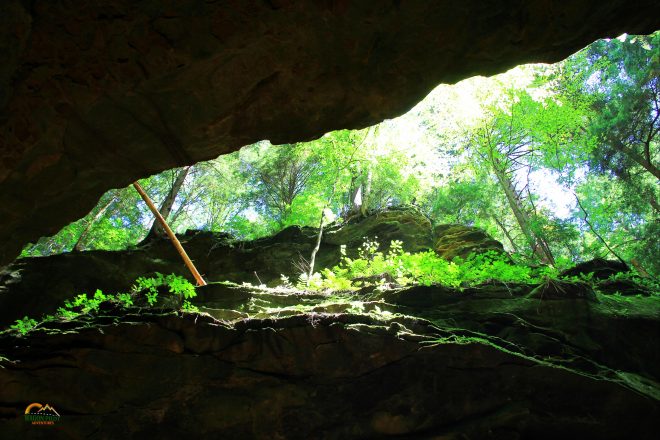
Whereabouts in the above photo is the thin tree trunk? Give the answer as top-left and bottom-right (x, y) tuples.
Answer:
(133, 182), (207, 286)
(145, 166), (191, 240)
(307, 183), (338, 284)
(345, 166), (362, 217)
(615, 142), (660, 180)
(492, 215), (520, 254)
(649, 190), (660, 213)
(306, 135), (366, 284)
(73, 194), (118, 251)
(574, 192), (627, 267)
(360, 167), (372, 217)
(630, 258), (651, 279)
(494, 169), (554, 264)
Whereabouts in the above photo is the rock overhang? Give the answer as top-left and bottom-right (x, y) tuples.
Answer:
(1, 0), (659, 265)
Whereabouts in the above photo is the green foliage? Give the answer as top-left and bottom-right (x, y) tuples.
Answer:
(304, 239), (553, 291)
(606, 271), (660, 294)
(4, 274), (199, 335)
(10, 316), (38, 335)
(131, 272), (197, 305)
(116, 292), (133, 307)
(181, 300), (200, 312)
(132, 272), (197, 306)
(63, 289), (108, 313)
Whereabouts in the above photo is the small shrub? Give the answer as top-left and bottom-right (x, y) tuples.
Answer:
(181, 300), (199, 312)
(63, 289), (108, 314)
(3, 273), (199, 334)
(132, 273), (197, 306)
(10, 316), (38, 335)
(116, 292), (133, 307)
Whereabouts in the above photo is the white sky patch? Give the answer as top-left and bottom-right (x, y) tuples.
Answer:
(527, 169), (575, 219)
(243, 207), (260, 222)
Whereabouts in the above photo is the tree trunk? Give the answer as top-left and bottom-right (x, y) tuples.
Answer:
(494, 169), (555, 264)
(360, 167), (372, 217)
(649, 190), (660, 213)
(574, 193), (627, 266)
(307, 181), (339, 285)
(614, 141), (660, 180)
(630, 258), (651, 279)
(492, 215), (520, 254)
(73, 193), (118, 251)
(349, 177), (361, 214)
(145, 166), (191, 240)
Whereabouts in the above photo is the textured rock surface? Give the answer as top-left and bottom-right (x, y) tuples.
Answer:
(433, 223), (506, 260)
(0, 208), (502, 326)
(560, 257), (629, 280)
(375, 284), (660, 384)
(1, 1), (660, 265)
(325, 206), (434, 253)
(0, 307), (658, 439)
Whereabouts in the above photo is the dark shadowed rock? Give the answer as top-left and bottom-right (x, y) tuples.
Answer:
(1, 224), (658, 437)
(1, 1), (660, 265)
(528, 278), (597, 302)
(560, 257), (630, 280)
(0, 312), (658, 439)
(597, 278), (653, 296)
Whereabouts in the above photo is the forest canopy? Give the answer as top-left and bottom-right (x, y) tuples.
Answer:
(22, 32), (660, 277)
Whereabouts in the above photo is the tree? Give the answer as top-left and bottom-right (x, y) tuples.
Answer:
(468, 90), (556, 264)
(555, 32), (659, 208)
(243, 142), (320, 227)
(143, 166), (191, 241)
(73, 190), (120, 251)
(548, 32), (660, 273)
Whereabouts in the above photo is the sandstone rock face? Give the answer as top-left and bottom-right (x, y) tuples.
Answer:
(433, 223), (506, 260)
(0, 307), (658, 439)
(1, 1), (659, 265)
(325, 206), (434, 253)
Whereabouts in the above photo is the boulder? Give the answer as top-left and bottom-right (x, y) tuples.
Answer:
(433, 224), (506, 261)
(560, 257), (629, 280)
(325, 206), (434, 254)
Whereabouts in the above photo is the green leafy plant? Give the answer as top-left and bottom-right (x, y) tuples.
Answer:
(116, 292), (133, 307)
(604, 271), (660, 294)
(303, 239), (555, 291)
(63, 289), (108, 313)
(4, 273), (200, 335)
(181, 300), (199, 312)
(56, 307), (79, 319)
(10, 316), (38, 335)
(132, 273), (197, 306)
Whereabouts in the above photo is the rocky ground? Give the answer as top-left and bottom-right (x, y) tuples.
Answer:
(0, 209), (658, 438)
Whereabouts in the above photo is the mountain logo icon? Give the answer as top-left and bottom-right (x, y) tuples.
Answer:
(24, 403), (61, 425)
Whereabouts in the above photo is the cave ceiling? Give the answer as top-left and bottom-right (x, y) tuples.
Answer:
(1, 0), (659, 265)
